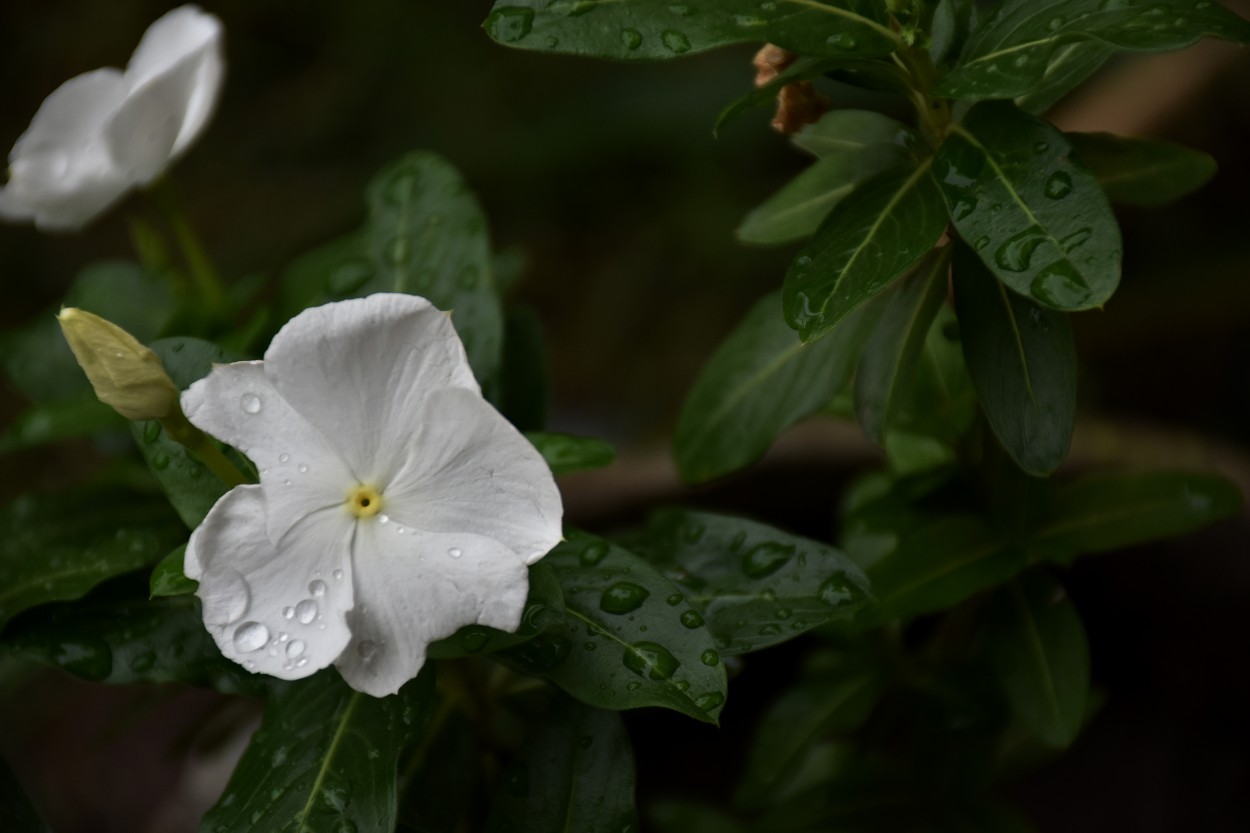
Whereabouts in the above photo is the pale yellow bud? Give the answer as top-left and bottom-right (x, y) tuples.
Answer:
(56, 308), (180, 420)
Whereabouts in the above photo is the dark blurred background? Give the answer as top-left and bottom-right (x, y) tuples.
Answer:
(1, 2), (1249, 831)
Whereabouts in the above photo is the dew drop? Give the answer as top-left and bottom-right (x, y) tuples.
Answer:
(333, 568), (344, 580)
(240, 393), (262, 414)
(600, 582), (650, 614)
(151, 452), (170, 471)
(233, 622), (269, 653)
(1044, 171), (1073, 199)
(661, 30), (691, 54)
(282, 606), (294, 620)
(486, 7), (533, 43)
(741, 542), (795, 578)
(626, 681), (642, 691)
(298, 464), (309, 473)
(286, 640), (305, 659)
(826, 31), (859, 50)
(579, 540), (610, 567)
(668, 3), (693, 15)
(295, 599), (319, 624)
(1030, 263), (1092, 307)
(819, 574), (865, 607)
(309, 580), (328, 598)
(994, 226), (1049, 272)
(378, 514), (390, 524)
(694, 691), (725, 711)
(278, 452), (290, 463)
(357, 640), (378, 660)
(665, 592), (684, 606)
(448, 547), (462, 559)
(679, 610), (705, 629)
(700, 649), (720, 667)
(622, 641), (681, 680)
(297, 657), (309, 667)
(278, 632), (288, 642)
(1033, 141), (1050, 154)
(143, 421), (161, 443)
(620, 28), (643, 50)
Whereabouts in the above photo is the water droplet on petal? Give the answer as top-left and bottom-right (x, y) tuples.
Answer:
(332, 568), (344, 580)
(357, 640), (377, 660)
(286, 640), (305, 659)
(448, 547), (462, 559)
(378, 514), (389, 524)
(282, 607), (294, 620)
(278, 452), (290, 463)
(295, 599), (319, 624)
(309, 580), (328, 598)
(233, 622), (269, 653)
(240, 393), (262, 414)
(298, 464), (309, 473)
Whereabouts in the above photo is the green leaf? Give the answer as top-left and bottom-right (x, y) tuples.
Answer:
(483, 0), (899, 61)
(937, 0), (1250, 100)
(525, 432), (616, 476)
(791, 110), (918, 160)
(853, 513), (1025, 625)
(486, 697), (638, 833)
(936, 101), (1121, 310)
(0, 487), (183, 632)
(364, 153), (504, 388)
(0, 396), (122, 454)
(674, 290), (882, 483)
(739, 117), (915, 245)
(1013, 42), (1112, 114)
(888, 305), (977, 444)
(202, 670), (435, 833)
(637, 509), (873, 654)
(501, 530), (728, 725)
(132, 338), (250, 529)
(1034, 471), (1242, 560)
(783, 159), (948, 343)
(738, 673), (880, 807)
(149, 544), (196, 598)
(854, 247), (951, 444)
(0, 758), (50, 833)
(929, 0), (978, 66)
(952, 244), (1076, 476)
(4, 596), (263, 695)
(426, 563), (563, 659)
(280, 153), (504, 389)
(1067, 131), (1218, 206)
(989, 573), (1090, 748)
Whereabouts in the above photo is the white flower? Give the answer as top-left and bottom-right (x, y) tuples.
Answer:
(0, 5), (223, 231)
(181, 294), (563, 697)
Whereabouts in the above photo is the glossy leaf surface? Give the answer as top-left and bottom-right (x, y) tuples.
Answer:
(149, 544), (196, 598)
(486, 698), (637, 833)
(938, 0), (1250, 100)
(639, 509), (873, 654)
(483, 0), (898, 61)
(674, 291), (881, 483)
(1068, 131), (1218, 206)
(1034, 471), (1242, 560)
(990, 573), (1090, 748)
(936, 102), (1121, 311)
(201, 670), (435, 833)
(784, 160), (947, 342)
(952, 246), (1076, 476)
(502, 531), (728, 724)
(525, 432), (616, 476)
(854, 247), (950, 444)
(0, 488), (183, 632)
(132, 339), (249, 529)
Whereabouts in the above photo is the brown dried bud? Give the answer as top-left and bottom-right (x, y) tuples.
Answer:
(752, 44), (832, 135)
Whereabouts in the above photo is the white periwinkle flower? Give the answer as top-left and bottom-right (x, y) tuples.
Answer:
(0, 5), (223, 231)
(182, 294), (563, 696)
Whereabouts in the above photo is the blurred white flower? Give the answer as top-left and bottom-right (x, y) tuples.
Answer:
(0, 5), (223, 231)
(182, 294), (563, 697)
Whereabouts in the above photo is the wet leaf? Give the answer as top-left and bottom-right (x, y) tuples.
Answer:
(501, 530), (728, 725)
(426, 564), (562, 660)
(483, 0), (898, 61)
(938, 0), (1250, 100)
(485, 697), (637, 833)
(638, 509), (873, 654)
(674, 290), (882, 483)
(952, 245), (1076, 477)
(202, 669), (435, 833)
(149, 544), (196, 598)
(783, 160), (948, 343)
(935, 101), (1121, 311)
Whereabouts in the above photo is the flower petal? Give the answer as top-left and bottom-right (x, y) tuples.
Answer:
(264, 294), (480, 480)
(192, 485), (355, 681)
(384, 387), (563, 564)
(105, 56), (199, 185)
(1, 68), (130, 231)
(125, 5), (224, 155)
(182, 360), (356, 542)
(335, 523), (530, 697)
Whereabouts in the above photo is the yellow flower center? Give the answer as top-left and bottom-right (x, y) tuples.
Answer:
(346, 484), (383, 519)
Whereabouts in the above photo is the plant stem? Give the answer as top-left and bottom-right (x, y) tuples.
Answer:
(148, 178), (228, 321)
(159, 408), (250, 487)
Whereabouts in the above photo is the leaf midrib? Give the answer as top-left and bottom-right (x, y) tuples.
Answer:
(1010, 580), (1064, 733)
(295, 691), (362, 833)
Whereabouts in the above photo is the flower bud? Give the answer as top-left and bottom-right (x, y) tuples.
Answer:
(57, 307), (179, 420)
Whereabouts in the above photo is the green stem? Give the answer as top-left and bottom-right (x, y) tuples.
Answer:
(148, 178), (227, 320)
(160, 409), (250, 487)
